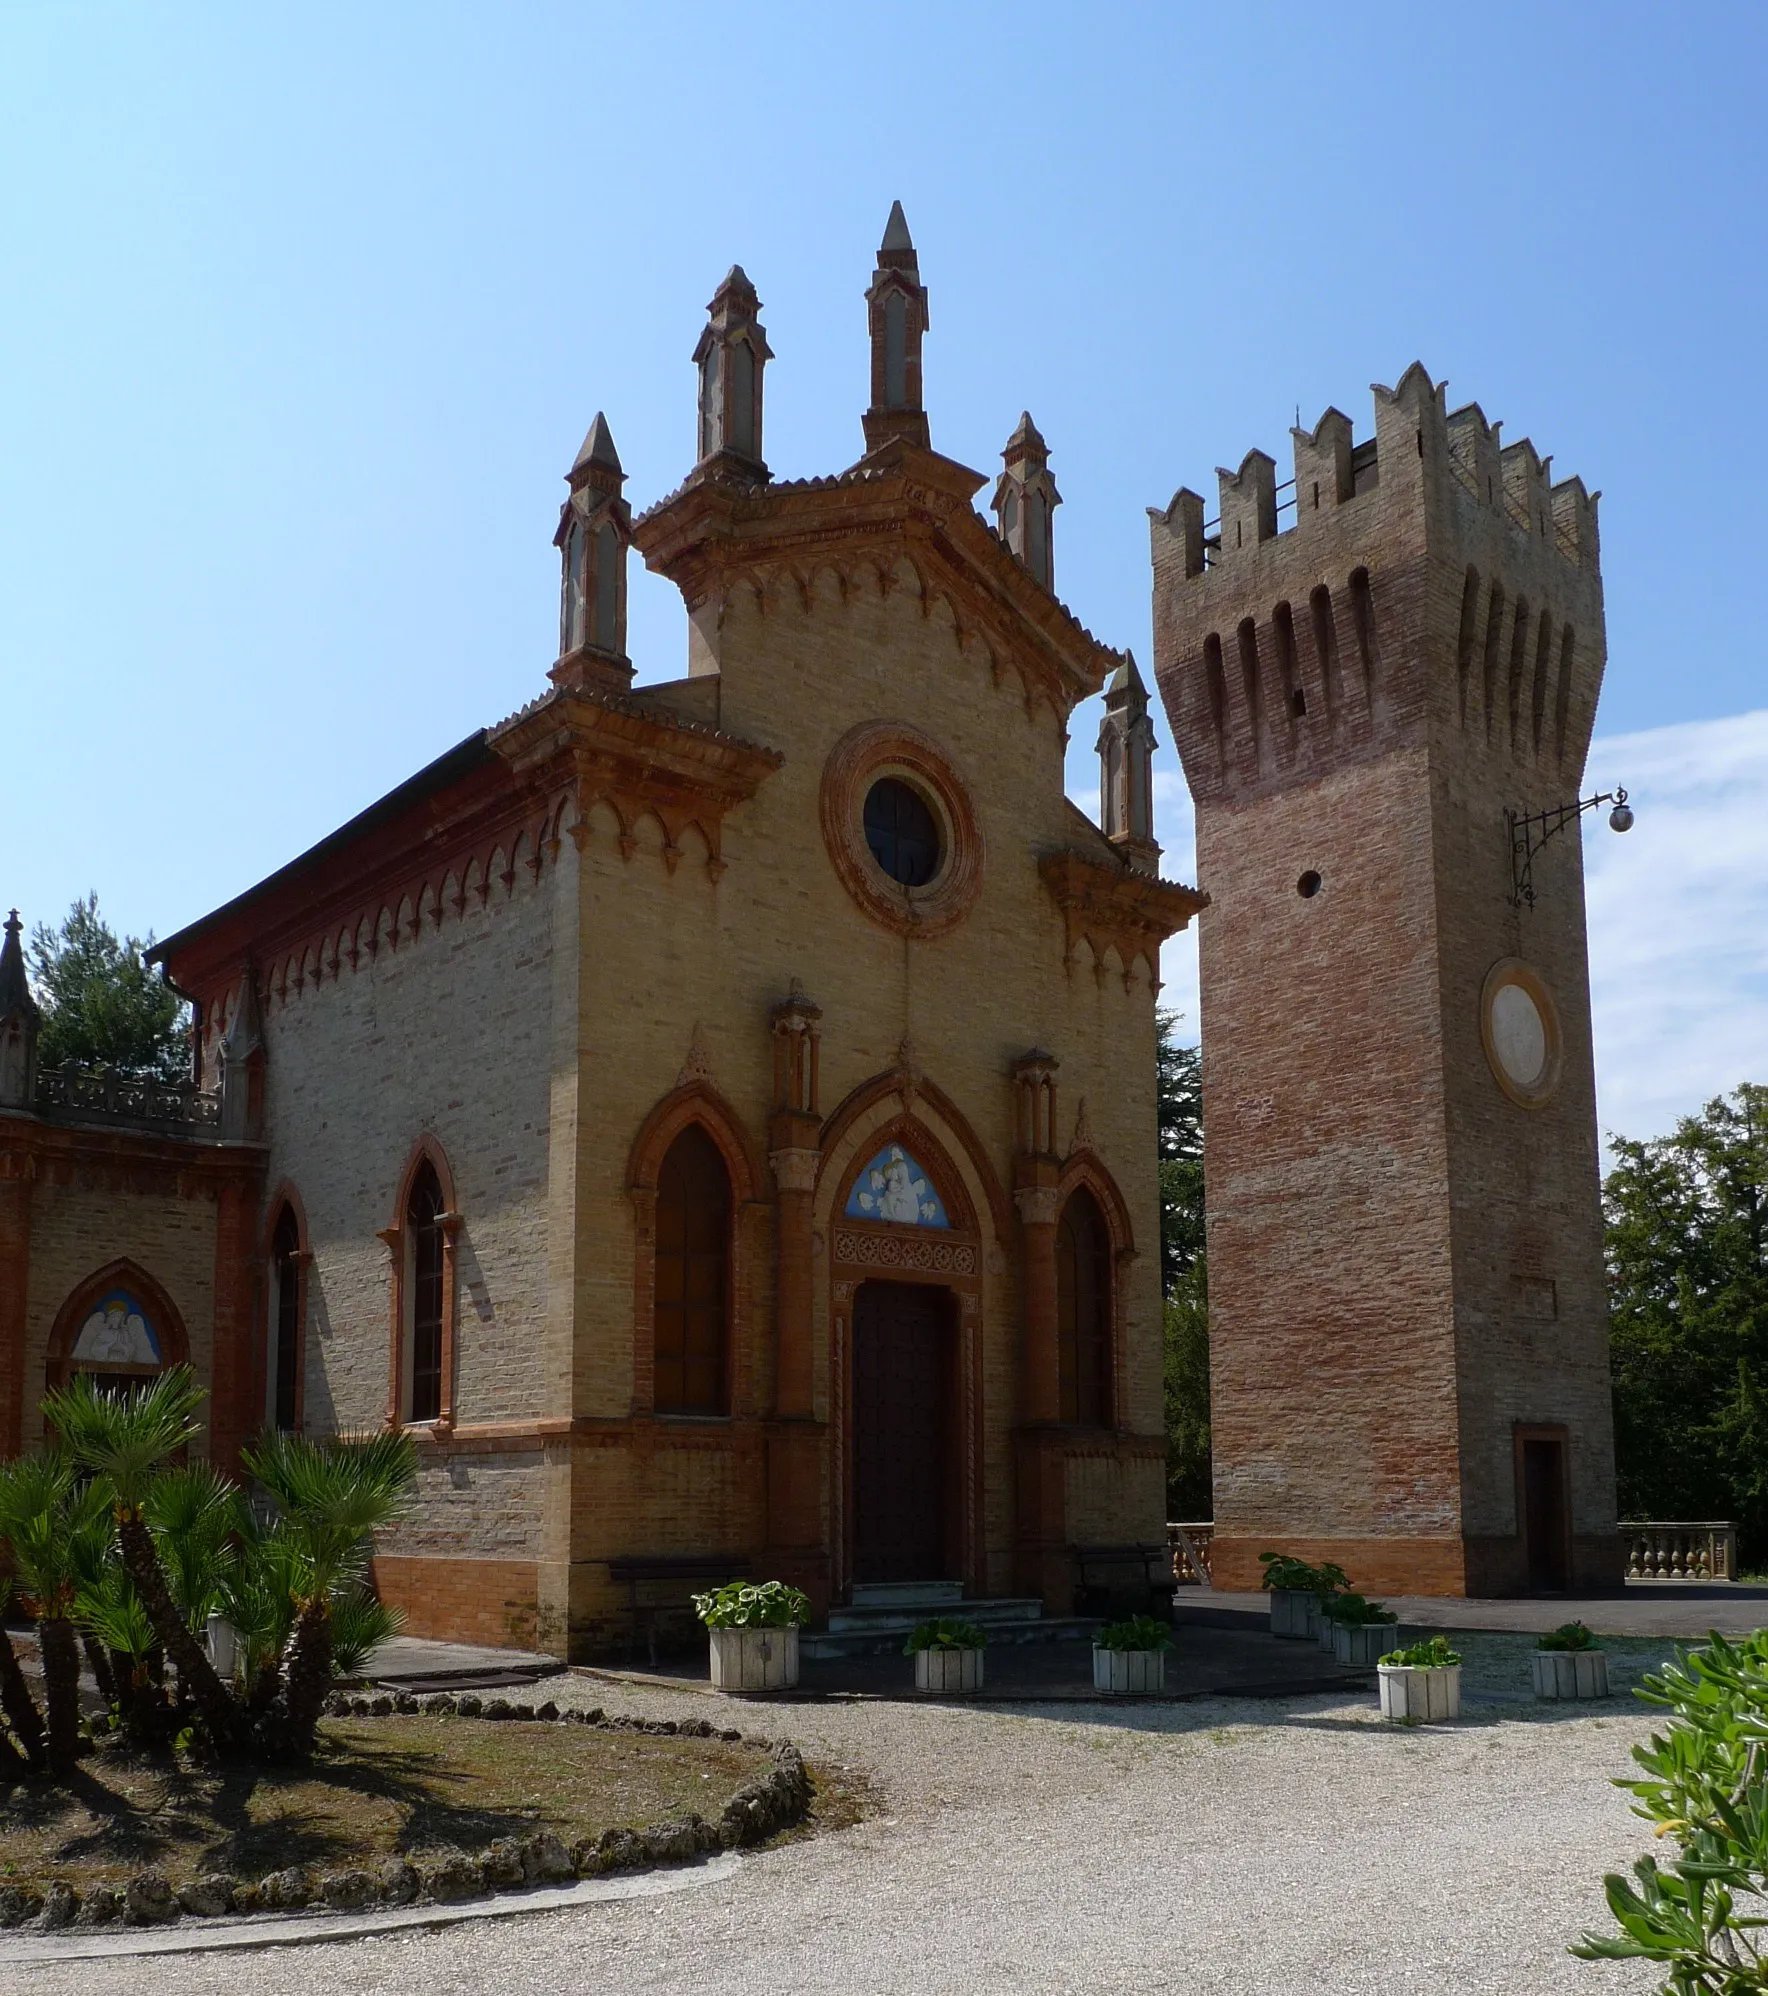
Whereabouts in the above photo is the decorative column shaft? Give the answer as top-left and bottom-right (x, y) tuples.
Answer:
(0, 1161), (32, 1457)
(769, 982), (822, 1420)
(208, 1172), (260, 1477)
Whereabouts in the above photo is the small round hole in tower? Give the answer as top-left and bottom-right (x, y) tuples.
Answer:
(1297, 870), (1323, 899)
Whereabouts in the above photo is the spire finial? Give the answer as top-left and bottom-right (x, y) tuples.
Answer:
(574, 411), (622, 475)
(992, 411), (1061, 589)
(0, 909), (33, 1016)
(880, 200), (914, 257)
(863, 208), (931, 453)
(554, 408), (634, 695)
(691, 264), (772, 477)
(0, 906), (41, 1109)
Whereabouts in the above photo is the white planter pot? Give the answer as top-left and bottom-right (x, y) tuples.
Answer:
(1092, 1647), (1168, 1694)
(1377, 1662), (1461, 1722)
(708, 1625), (799, 1693)
(1533, 1649), (1609, 1700)
(1331, 1622), (1396, 1667)
(915, 1647), (984, 1694)
(1269, 1589), (1319, 1641)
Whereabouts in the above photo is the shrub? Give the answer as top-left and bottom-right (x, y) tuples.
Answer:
(1573, 1629), (1768, 1991)
(1095, 1615), (1174, 1653)
(1538, 1620), (1602, 1653)
(1322, 1592), (1397, 1629)
(1380, 1635), (1461, 1669)
(904, 1618), (986, 1655)
(690, 1581), (809, 1630)
(1258, 1552), (1351, 1597)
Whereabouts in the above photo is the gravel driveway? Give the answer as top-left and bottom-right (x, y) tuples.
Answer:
(5, 1637), (1667, 1996)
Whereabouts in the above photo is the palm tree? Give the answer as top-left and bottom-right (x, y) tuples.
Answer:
(243, 1427), (415, 1756)
(0, 1582), (46, 1773)
(41, 1368), (247, 1756)
(75, 1565), (167, 1744)
(146, 1462), (242, 1642)
(0, 1452), (113, 1771)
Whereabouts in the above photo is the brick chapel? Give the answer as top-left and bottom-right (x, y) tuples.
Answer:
(0, 207), (1204, 1654)
(0, 212), (1627, 1644)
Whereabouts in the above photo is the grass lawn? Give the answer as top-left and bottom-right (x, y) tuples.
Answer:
(0, 1717), (775, 1892)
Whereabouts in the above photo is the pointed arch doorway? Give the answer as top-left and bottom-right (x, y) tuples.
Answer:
(851, 1279), (956, 1582)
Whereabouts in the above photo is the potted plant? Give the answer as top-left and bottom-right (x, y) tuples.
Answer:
(905, 1617), (986, 1693)
(1092, 1615), (1174, 1693)
(1259, 1552), (1350, 1641)
(691, 1580), (809, 1693)
(1321, 1592), (1399, 1667)
(1377, 1634), (1462, 1721)
(1533, 1620), (1609, 1701)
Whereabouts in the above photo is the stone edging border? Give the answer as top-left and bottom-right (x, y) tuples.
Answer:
(0, 1690), (811, 1935)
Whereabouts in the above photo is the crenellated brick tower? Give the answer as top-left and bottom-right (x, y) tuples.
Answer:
(1150, 363), (1622, 1596)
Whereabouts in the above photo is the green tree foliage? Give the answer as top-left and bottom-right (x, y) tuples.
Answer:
(0, 1368), (415, 1779)
(1156, 1010), (1204, 1292)
(1157, 1011), (1211, 1519)
(1574, 1630), (1768, 1991)
(27, 893), (190, 1081)
(1606, 1084), (1768, 1563)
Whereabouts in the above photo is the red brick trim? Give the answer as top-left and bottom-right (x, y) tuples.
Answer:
(626, 1081), (766, 1420)
(819, 1067), (1012, 1245)
(819, 720), (985, 939)
(43, 1257), (192, 1401)
(1057, 1151), (1137, 1431)
(260, 1180), (311, 1438)
(369, 1554), (541, 1651)
(384, 1134), (462, 1433)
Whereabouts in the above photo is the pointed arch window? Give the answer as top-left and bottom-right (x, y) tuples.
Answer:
(654, 1124), (730, 1416)
(269, 1202), (304, 1432)
(1056, 1187), (1113, 1427)
(406, 1162), (445, 1424)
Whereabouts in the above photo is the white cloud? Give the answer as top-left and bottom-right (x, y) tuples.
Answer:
(1583, 707), (1768, 1146)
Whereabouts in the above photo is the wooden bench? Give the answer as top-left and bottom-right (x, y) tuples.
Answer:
(606, 1554), (752, 1666)
(1072, 1543), (1177, 1619)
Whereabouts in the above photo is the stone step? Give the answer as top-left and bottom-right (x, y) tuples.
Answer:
(802, 1613), (1102, 1661)
(847, 1580), (966, 1608)
(827, 1595), (1047, 1633)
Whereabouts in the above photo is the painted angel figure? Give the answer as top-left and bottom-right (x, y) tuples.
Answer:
(878, 1149), (928, 1225)
(73, 1296), (157, 1367)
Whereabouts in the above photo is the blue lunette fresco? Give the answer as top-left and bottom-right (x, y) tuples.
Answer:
(844, 1144), (948, 1228)
(70, 1289), (162, 1367)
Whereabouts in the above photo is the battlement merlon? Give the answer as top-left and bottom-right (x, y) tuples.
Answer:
(1152, 362), (1599, 585)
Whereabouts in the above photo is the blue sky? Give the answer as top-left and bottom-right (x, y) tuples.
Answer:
(3, 4), (1763, 1140)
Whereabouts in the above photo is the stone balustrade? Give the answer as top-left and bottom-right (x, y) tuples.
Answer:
(1623, 1521), (1737, 1582)
(1167, 1520), (1214, 1587)
(34, 1065), (220, 1135)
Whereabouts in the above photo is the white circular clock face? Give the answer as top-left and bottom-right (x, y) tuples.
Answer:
(1480, 960), (1562, 1108)
(1490, 982), (1548, 1088)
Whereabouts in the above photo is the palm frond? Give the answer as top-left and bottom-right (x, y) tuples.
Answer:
(74, 1565), (157, 1666)
(217, 1517), (300, 1680)
(145, 1463), (243, 1632)
(327, 1587), (403, 1680)
(241, 1428), (416, 1597)
(0, 1452), (116, 1609)
(42, 1368), (205, 1509)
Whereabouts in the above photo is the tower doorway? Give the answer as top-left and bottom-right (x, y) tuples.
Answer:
(1521, 1433), (1571, 1592)
(852, 1281), (952, 1583)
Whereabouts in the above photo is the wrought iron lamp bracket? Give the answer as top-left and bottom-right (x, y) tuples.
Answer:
(1506, 788), (1630, 909)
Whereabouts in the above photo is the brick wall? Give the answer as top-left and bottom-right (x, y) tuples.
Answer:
(1154, 366), (1620, 1594)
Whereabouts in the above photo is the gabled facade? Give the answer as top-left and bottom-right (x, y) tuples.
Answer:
(134, 208), (1200, 1655)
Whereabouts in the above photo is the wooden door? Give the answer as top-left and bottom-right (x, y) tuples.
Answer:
(852, 1281), (949, 1583)
(1522, 1436), (1571, 1591)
